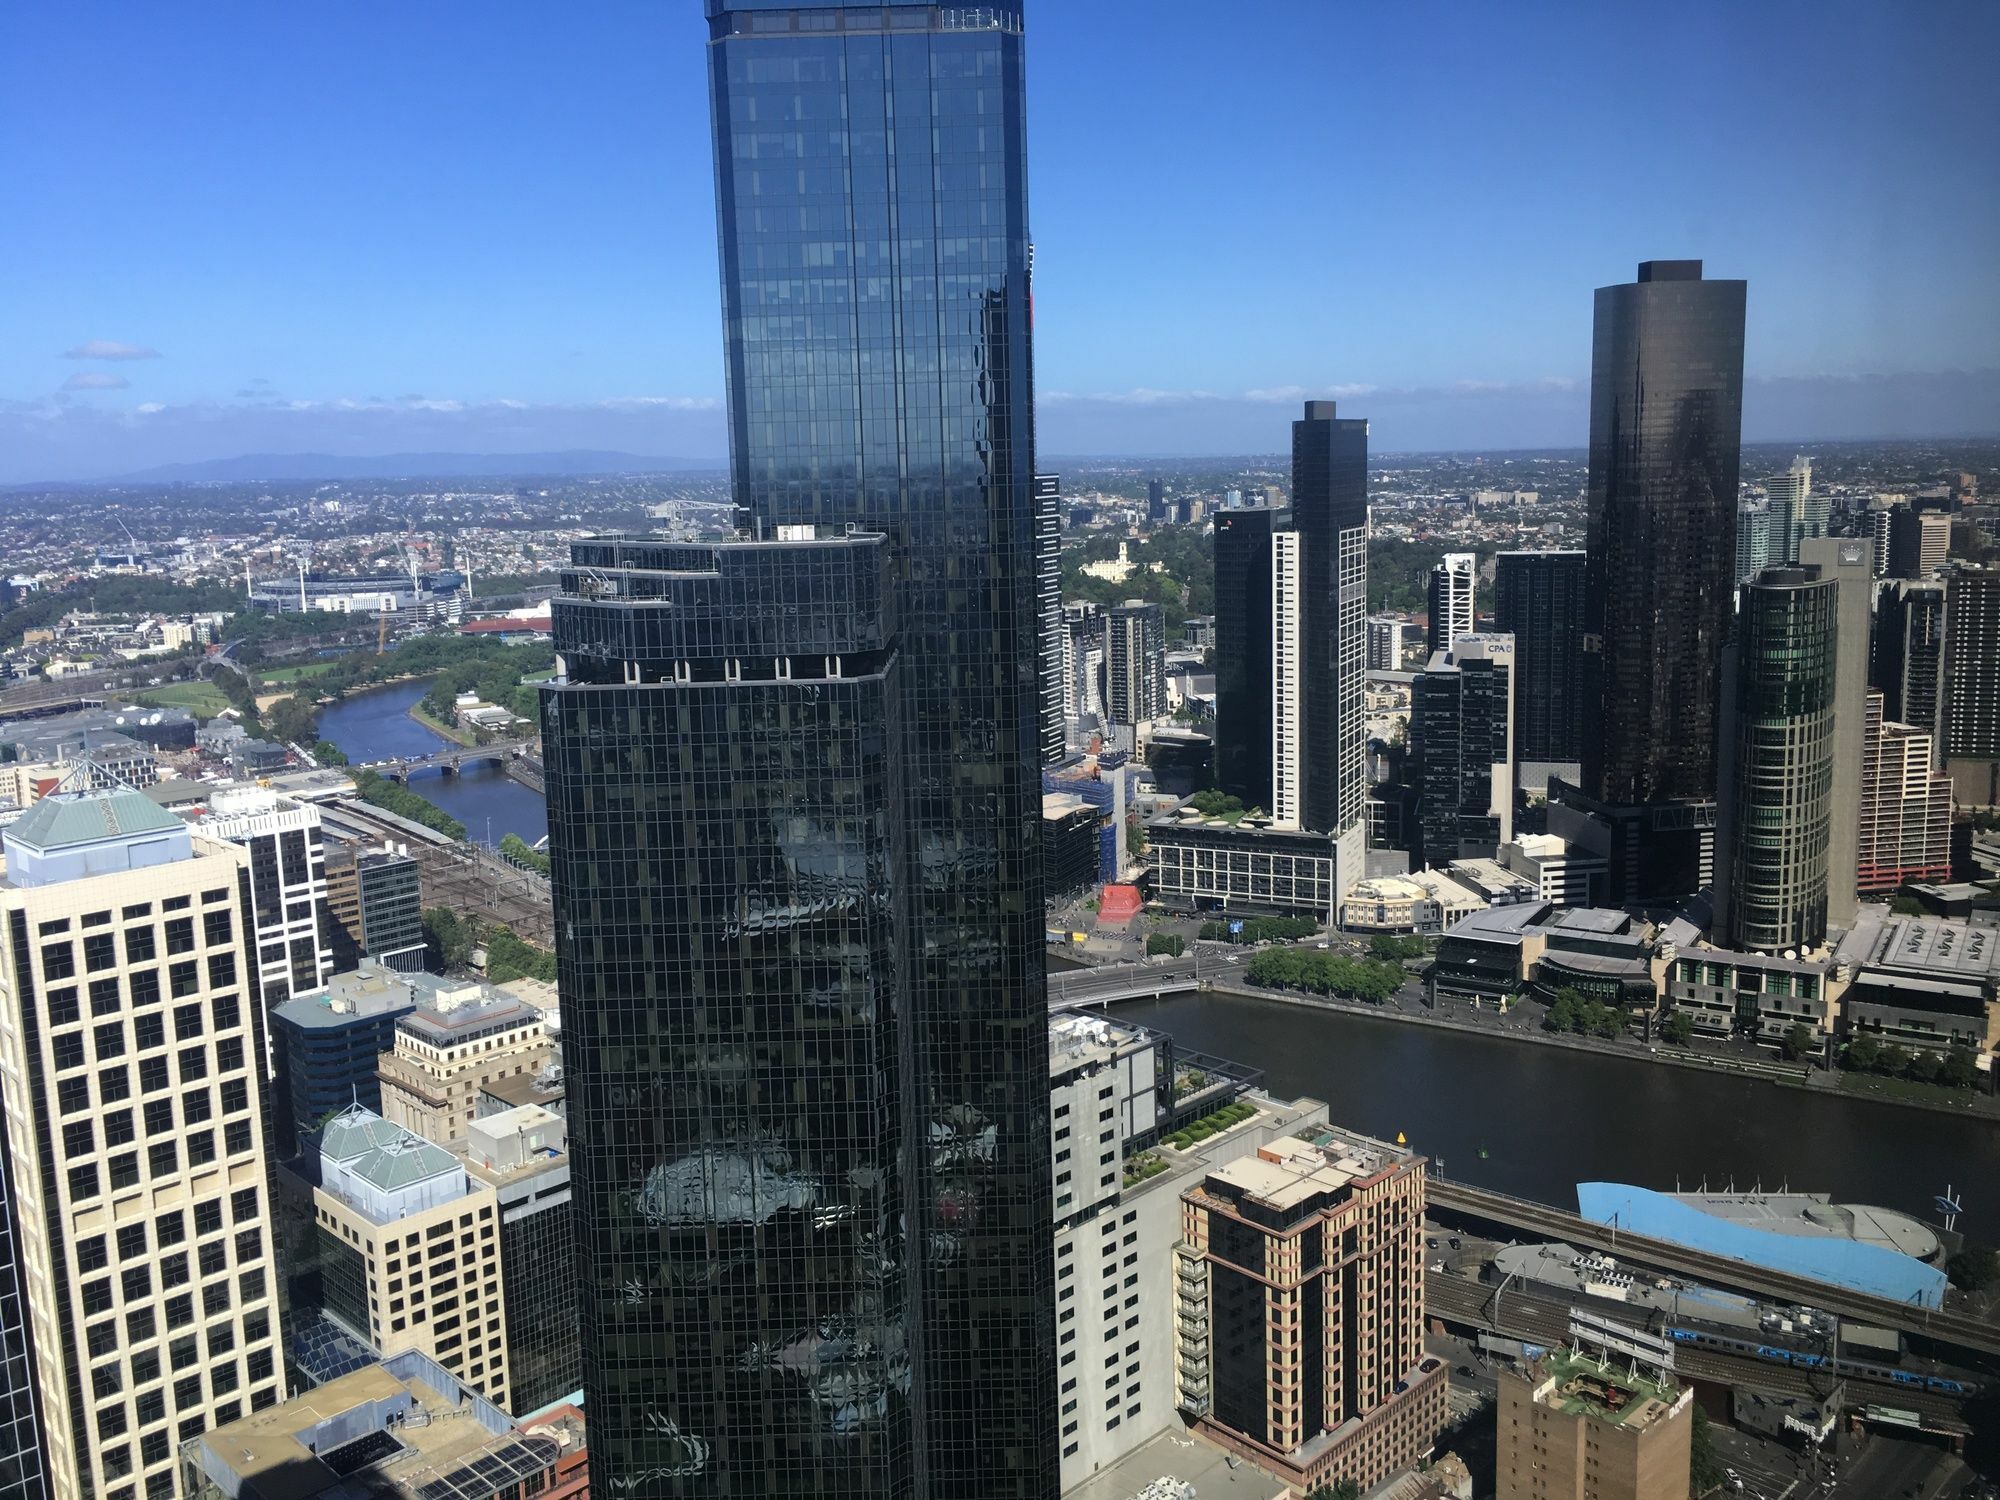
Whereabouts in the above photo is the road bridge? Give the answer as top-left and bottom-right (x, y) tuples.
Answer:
(1428, 1179), (2000, 1361)
(368, 740), (538, 783)
(1045, 952), (1229, 1010)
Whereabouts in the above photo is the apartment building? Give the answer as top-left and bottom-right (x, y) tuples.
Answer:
(1176, 1127), (1446, 1494)
(0, 789), (285, 1500)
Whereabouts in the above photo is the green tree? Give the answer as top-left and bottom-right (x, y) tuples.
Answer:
(1843, 1032), (1880, 1073)
(1781, 1022), (1817, 1062)
(1689, 1405), (1726, 1494)
(1368, 933), (1428, 962)
(485, 927), (558, 984)
(314, 740), (349, 766)
(1947, 1243), (1998, 1292)
(1145, 933), (1184, 958)
(264, 694), (319, 747)
(1876, 1043), (1912, 1077)
(1889, 893), (1928, 916)
(1126, 817), (1148, 859)
(1545, 993), (1577, 1033)
(1940, 1045), (1978, 1091)
(1906, 1048), (1942, 1084)
(352, 769), (468, 841)
(1187, 788), (1245, 819)
(1661, 1011), (1694, 1045)
(499, 833), (550, 876)
(422, 907), (474, 971)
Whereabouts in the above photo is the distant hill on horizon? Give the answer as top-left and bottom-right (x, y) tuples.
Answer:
(100, 449), (725, 484)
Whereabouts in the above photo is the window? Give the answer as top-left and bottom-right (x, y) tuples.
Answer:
(165, 918), (194, 955)
(89, 977), (121, 1016)
(68, 1163), (101, 1200)
(187, 1131), (216, 1166)
(47, 987), (80, 1027)
(231, 1188), (259, 1223)
(84, 933), (118, 972)
(117, 1223), (148, 1260)
(144, 1098), (174, 1135)
(222, 1079), (249, 1115)
(93, 1023), (127, 1061)
(155, 1210), (185, 1247)
(173, 1004), (204, 1042)
(42, 942), (75, 980)
(53, 1033), (85, 1071)
(193, 1201), (223, 1236)
(138, 1057), (169, 1093)
(100, 1065), (130, 1101)
(129, 970), (160, 1007)
(134, 1015), (165, 1051)
(58, 1075), (90, 1114)
(207, 953), (237, 990)
(63, 1119), (95, 1157)
(124, 1307), (156, 1343)
(148, 1141), (178, 1177)
(203, 910), (232, 946)
(126, 927), (156, 964)
(177, 1047), (208, 1083)
(109, 1153), (141, 1191)
(169, 961), (199, 999)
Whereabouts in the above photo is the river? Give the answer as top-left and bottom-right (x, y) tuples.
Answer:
(314, 679), (547, 848)
(1115, 991), (2000, 1230)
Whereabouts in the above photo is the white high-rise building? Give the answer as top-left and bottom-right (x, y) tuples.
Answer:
(1428, 552), (1477, 651)
(1734, 498), (1771, 585)
(1764, 454), (1819, 564)
(1272, 531), (1305, 828)
(0, 789), (287, 1500)
(192, 786), (335, 1016)
(1367, 615), (1408, 672)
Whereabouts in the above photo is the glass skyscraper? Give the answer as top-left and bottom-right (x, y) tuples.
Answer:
(1212, 505), (1282, 809)
(1581, 260), (1747, 809)
(1717, 565), (1838, 952)
(544, 5), (1054, 1496)
(1291, 401), (1370, 850)
(1492, 549), (1586, 765)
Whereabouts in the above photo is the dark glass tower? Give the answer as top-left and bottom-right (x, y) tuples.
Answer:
(1581, 260), (1747, 808)
(544, 5), (1055, 1496)
(1871, 579), (1946, 738)
(1213, 505), (1282, 809)
(1716, 565), (1837, 952)
(1492, 549), (1586, 764)
(1291, 401), (1371, 843)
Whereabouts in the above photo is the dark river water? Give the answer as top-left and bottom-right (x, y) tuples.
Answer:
(315, 679), (547, 847)
(1115, 991), (2000, 1232)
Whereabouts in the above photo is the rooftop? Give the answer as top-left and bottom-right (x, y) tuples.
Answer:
(1841, 910), (2000, 982)
(274, 962), (425, 1030)
(1049, 1013), (1152, 1078)
(1440, 899), (1554, 942)
(1526, 1346), (1683, 1430)
(182, 1351), (552, 1500)
(6, 786), (183, 851)
(1206, 1126), (1415, 1214)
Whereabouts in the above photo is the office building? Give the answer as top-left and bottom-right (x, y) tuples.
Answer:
(463, 1105), (578, 1417)
(268, 960), (420, 1158)
(1857, 691), (1953, 894)
(192, 785), (335, 1013)
(1581, 260), (1747, 812)
(1888, 506), (1951, 579)
(1763, 453), (1818, 563)
(1492, 550), (1586, 765)
(1873, 579), (1947, 740)
(555, 20), (1057, 1476)
(1800, 538), (1870, 928)
(179, 1352), (588, 1500)
(281, 1106), (510, 1406)
(1498, 833), (1607, 908)
(1175, 1129), (1445, 1494)
(1214, 506), (1284, 808)
(1035, 473), (1065, 766)
(1148, 809), (1340, 917)
(1496, 1339), (1693, 1500)
(1717, 566), (1839, 953)
(1414, 634), (1515, 867)
(1835, 909), (2000, 1067)
(551, 10), (1059, 1487)
(1734, 497), (1771, 584)
(1367, 615), (1409, 672)
(1427, 552), (1476, 651)
(1147, 477), (1168, 524)
(323, 842), (424, 972)
(1105, 599), (1167, 736)
(1042, 794), (1103, 901)
(1064, 601), (1105, 726)
(0, 1128), (42, 1500)
(376, 973), (554, 1149)
(1291, 401), (1371, 875)
(1944, 564), (2000, 807)
(0, 789), (284, 1500)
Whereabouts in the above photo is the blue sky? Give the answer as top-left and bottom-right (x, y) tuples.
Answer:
(3, 1), (1995, 480)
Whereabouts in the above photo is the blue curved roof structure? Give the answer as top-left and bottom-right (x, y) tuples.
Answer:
(1576, 1182), (1949, 1308)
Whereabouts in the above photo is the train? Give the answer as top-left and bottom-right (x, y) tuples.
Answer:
(1664, 1325), (1980, 1398)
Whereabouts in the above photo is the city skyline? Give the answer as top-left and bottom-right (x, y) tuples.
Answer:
(4, 1), (1999, 480)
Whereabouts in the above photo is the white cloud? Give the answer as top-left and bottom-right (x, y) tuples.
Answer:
(61, 372), (129, 392)
(62, 340), (162, 361)
(135, 403), (165, 415)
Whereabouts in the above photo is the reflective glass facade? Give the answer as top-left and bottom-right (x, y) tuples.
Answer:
(1213, 507), (1282, 809)
(1719, 566), (1836, 953)
(1290, 402), (1370, 840)
(1492, 550), (1586, 764)
(1581, 260), (1747, 808)
(549, 0), (1055, 1491)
